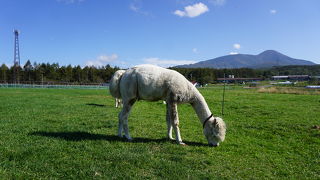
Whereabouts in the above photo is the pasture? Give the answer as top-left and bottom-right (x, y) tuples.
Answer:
(0, 87), (319, 179)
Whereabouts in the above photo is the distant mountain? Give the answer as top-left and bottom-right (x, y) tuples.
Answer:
(175, 50), (316, 69)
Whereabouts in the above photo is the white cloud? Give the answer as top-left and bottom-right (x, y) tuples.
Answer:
(230, 43), (241, 55)
(86, 54), (119, 67)
(57, 0), (85, 4)
(144, 57), (196, 67)
(174, 3), (209, 18)
(270, 9), (277, 14)
(192, 48), (198, 53)
(233, 43), (241, 49)
(177, 0), (226, 6)
(174, 10), (186, 17)
(130, 4), (139, 12)
(130, 0), (149, 16)
(2, 63), (13, 68)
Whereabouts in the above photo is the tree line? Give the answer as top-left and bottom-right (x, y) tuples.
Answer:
(0, 60), (119, 84)
(1, 60), (319, 85)
(170, 67), (264, 85)
(171, 65), (320, 85)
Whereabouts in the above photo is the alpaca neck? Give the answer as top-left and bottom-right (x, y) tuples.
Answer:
(191, 91), (212, 124)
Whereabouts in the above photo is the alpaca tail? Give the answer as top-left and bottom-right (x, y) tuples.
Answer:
(109, 70), (126, 99)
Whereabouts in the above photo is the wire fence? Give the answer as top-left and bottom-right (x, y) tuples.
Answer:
(0, 83), (109, 89)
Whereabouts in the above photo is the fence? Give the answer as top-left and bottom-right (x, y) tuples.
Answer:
(0, 83), (109, 89)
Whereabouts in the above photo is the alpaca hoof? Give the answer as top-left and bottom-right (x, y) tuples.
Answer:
(209, 143), (219, 147)
(167, 137), (175, 141)
(123, 136), (133, 142)
(179, 142), (187, 146)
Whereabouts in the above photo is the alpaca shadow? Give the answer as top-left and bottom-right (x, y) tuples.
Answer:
(29, 131), (208, 147)
(85, 103), (106, 107)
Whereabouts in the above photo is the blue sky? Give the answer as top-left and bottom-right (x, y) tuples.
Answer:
(0, 0), (319, 68)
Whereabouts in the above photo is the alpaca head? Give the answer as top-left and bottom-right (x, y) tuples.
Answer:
(203, 117), (226, 147)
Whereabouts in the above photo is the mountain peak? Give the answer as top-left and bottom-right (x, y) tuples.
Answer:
(258, 50), (283, 56)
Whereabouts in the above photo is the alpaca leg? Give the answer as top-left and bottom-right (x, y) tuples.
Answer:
(119, 99), (122, 108)
(115, 98), (118, 108)
(118, 111), (124, 137)
(119, 99), (135, 140)
(166, 104), (174, 140)
(169, 102), (184, 145)
(115, 98), (122, 108)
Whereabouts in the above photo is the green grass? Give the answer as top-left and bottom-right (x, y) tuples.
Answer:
(0, 87), (319, 179)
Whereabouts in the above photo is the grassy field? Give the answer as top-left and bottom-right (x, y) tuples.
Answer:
(0, 86), (319, 179)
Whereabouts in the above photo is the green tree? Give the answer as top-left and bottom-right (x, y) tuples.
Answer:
(23, 60), (33, 82)
(0, 64), (9, 82)
(73, 65), (82, 83)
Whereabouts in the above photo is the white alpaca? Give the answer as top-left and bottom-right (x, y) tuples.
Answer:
(109, 65), (226, 147)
